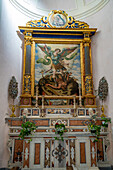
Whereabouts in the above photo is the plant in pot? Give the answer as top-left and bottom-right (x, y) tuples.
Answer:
(88, 115), (101, 142)
(19, 121), (37, 141)
(101, 116), (111, 128)
(54, 123), (67, 141)
(88, 123), (101, 142)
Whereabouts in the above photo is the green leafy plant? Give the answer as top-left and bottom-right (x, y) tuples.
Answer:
(88, 122), (101, 142)
(88, 115), (101, 142)
(101, 116), (111, 127)
(88, 115), (111, 142)
(19, 121), (37, 141)
(54, 123), (67, 141)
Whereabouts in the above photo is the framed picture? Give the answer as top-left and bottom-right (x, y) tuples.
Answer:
(78, 108), (85, 116)
(19, 10), (97, 107)
(20, 108), (31, 116)
(92, 108), (96, 114)
(86, 108), (97, 116)
(32, 108), (40, 116)
(46, 108), (70, 114)
(48, 11), (68, 28)
(86, 108), (90, 116)
(35, 43), (81, 97)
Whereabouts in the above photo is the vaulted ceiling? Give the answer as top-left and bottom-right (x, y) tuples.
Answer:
(9, 0), (109, 19)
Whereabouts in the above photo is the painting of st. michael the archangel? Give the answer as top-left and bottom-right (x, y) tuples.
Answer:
(35, 44), (81, 96)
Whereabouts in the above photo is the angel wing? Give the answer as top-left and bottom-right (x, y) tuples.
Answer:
(36, 45), (52, 65)
(60, 46), (78, 60)
(37, 44), (51, 55)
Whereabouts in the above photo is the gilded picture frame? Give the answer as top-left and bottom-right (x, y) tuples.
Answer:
(23, 38), (85, 98)
(19, 10), (97, 106)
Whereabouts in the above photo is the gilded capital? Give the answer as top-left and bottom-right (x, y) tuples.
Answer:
(84, 42), (90, 47)
(24, 37), (32, 46)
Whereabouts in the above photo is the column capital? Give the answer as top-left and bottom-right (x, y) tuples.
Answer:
(84, 42), (91, 46)
(83, 32), (91, 44)
(24, 31), (33, 45)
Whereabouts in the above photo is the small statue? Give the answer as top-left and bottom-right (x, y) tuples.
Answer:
(21, 108), (28, 122)
(8, 76), (18, 117)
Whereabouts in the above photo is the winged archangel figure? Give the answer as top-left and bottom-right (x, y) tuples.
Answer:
(36, 44), (79, 78)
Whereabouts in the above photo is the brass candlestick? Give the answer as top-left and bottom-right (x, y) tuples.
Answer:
(35, 85), (39, 108)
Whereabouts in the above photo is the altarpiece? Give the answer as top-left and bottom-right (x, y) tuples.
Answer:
(5, 10), (111, 170)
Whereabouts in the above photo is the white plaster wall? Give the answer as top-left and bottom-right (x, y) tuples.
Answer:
(0, 0), (30, 167)
(0, 0), (113, 167)
(83, 0), (113, 164)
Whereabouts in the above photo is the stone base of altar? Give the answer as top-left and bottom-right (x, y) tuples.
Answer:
(89, 167), (99, 170)
(32, 168), (67, 170)
(21, 167), (99, 170)
(97, 161), (112, 170)
(28, 168), (76, 170)
(5, 117), (110, 170)
(21, 168), (99, 170)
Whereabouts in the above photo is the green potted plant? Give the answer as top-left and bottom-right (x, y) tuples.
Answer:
(88, 123), (101, 142)
(19, 121), (37, 141)
(54, 123), (67, 141)
(88, 115), (101, 142)
(101, 116), (111, 127)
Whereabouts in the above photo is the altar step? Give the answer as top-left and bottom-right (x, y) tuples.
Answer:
(99, 167), (112, 170)
(21, 167), (99, 170)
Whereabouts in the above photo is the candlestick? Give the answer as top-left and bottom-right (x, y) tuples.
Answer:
(79, 84), (82, 107)
(41, 95), (45, 117)
(79, 95), (82, 107)
(36, 85), (39, 108)
(79, 83), (81, 96)
(42, 95), (44, 109)
(74, 96), (76, 109)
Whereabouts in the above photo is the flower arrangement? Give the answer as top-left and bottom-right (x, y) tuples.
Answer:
(54, 123), (67, 141)
(19, 121), (37, 141)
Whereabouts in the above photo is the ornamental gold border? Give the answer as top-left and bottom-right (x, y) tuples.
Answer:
(80, 42), (85, 96)
(20, 22), (97, 98)
(89, 43), (93, 92)
(19, 26), (97, 33)
(23, 39), (86, 97)
(22, 41), (26, 95)
(31, 41), (35, 96)
(25, 10), (89, 29)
